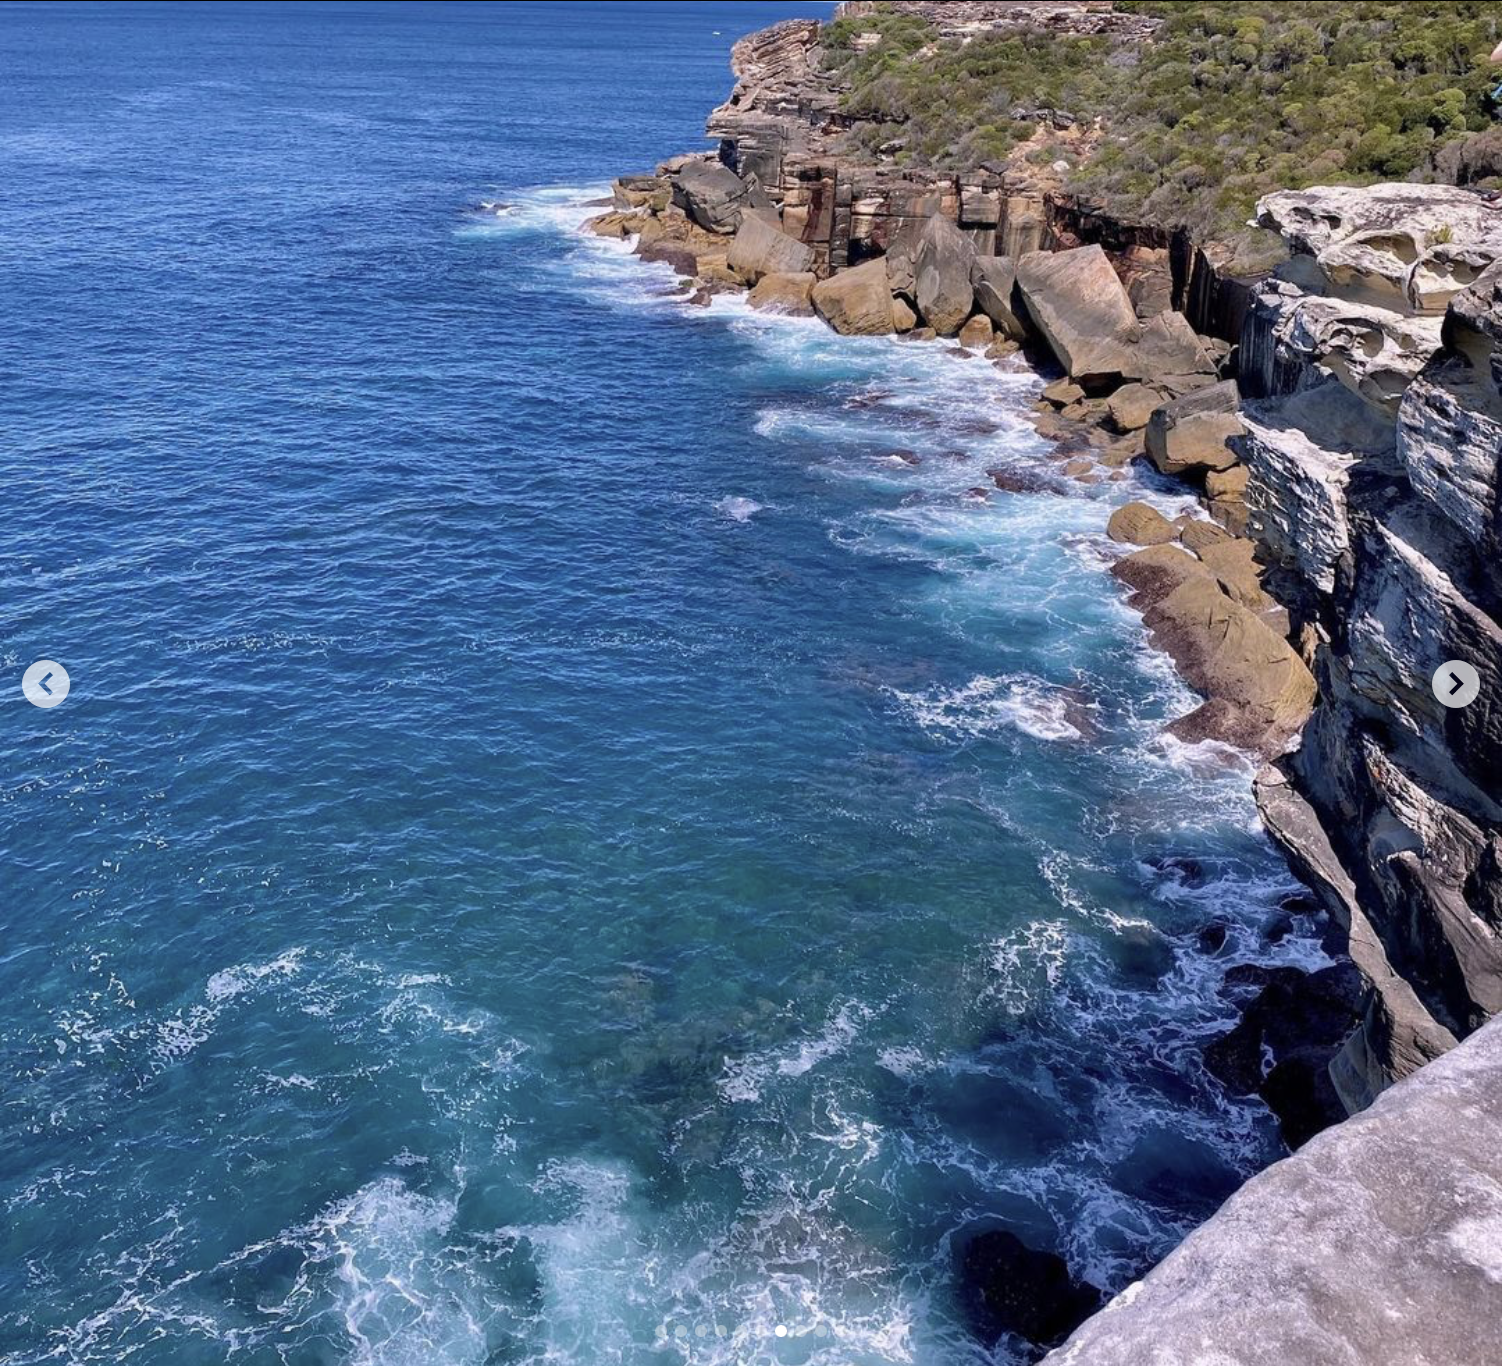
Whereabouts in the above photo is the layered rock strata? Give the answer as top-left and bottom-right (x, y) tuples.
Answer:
(1236, 188), (1502, 1110)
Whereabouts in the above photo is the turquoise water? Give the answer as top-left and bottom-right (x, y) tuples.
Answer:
(0, 4), (1325, 1363)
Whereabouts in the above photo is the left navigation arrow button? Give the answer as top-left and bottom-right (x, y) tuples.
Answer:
(22, 660), (71, 709)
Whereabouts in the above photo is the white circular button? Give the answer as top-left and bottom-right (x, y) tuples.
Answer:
(22, 660), (70, 709)
(1432, 660), (1480, 709)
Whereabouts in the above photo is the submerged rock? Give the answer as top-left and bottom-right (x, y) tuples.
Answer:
(957, 1227), (1104, 1352)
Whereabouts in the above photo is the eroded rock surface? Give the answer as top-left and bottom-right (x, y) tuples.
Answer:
(1239, 202), (1502, 1107)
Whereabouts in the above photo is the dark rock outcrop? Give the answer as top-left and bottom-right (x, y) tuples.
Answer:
(957, 1227), (1104, 1354)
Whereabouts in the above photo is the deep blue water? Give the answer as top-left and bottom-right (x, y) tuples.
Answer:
(0, 4), (1325, 1363)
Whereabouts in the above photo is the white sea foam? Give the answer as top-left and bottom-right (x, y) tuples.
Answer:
(890, 673), (1089, 743)
(719, 1001), (874, 1103)
(715, 495), (763, 522)
(205, 947), (306, 1003)
(987, 920), (1071, 1014)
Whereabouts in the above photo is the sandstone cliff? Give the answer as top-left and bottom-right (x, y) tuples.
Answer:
(1237, 188), (1502, 1110)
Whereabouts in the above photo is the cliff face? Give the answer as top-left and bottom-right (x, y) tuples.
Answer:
(1234, 188), (1502, 1109)
(1041, 1014), (1502, 1365)
(705, 8), (1197, 314)
(702, 7), (1502, 1111)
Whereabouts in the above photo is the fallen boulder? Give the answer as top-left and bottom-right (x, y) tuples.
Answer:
(1015, 245), (1139, 387)
(811, 258), (899, 336)
(727, 215), (815, 284)
(957, 314), (993, 349)
(1142, 575), (1316, 753)
(1106, 382), (1161, 432)
(671, 162), (768, 234)
(971, 256), (1027, 340)
(1107, 501), (1177, 546)
(915, 214), (978, 334)
(1145, 381), (1245, 477)
(747, 271), (815, 316)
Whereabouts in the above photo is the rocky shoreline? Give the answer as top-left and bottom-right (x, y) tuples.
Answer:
(578, 4), (1502, 1356)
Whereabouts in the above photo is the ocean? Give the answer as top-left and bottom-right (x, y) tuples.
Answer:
(0, 4), (1326, 1363)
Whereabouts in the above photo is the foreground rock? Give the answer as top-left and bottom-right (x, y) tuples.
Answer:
(1044, 1016), (1502, 1366)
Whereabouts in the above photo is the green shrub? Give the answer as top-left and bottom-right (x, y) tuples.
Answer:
(822, 2), (1502, 236)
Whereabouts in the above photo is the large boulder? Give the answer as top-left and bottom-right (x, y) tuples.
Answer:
(747, 271), (815, 316)
(726, 214), (815, 283)
(914, 214), (977, 335)
(1107, 501), (1177, 546)
(1015, 245), (1139, 387)
(1147, 413), (1244, 477)
(1111, 542), (1215, 608)
(811, 258), (899, 336)
(611, 174), (670, 211)
(1142, 575), (1317, 753)
(971, 256), (1027, 340)
(1106, 383), (1162, 432)
(671, 162), (768, 234)
(1145, 381), (1245, 477)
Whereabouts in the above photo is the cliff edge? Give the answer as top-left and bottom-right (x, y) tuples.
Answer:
(1043, 1013), (1502, 1365)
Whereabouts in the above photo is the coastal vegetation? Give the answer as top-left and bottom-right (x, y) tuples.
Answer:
(823, 2), (1502, 236)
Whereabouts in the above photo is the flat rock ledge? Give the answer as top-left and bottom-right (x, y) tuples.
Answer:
(1043, 1015), (1502, 1366)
